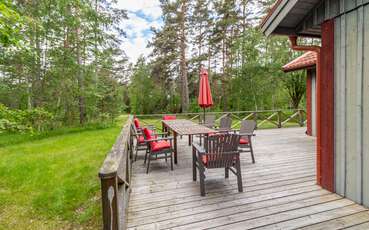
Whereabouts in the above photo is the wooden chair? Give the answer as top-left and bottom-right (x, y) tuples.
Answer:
(201, 114), (216, 128)
(237, 120), (257, 163)
(143, 128), (174, 174)
(218, 116), (232, 131)
(192, 134), (242, 196)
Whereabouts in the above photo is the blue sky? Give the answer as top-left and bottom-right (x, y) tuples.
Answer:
(116, 0), (163, 63)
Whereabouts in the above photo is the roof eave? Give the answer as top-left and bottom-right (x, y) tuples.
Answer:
(260, 0), (299, 36)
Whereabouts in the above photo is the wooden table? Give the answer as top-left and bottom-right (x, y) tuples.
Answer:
(162, 119), (215, 164)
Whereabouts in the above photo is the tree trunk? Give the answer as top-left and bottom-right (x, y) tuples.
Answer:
(179, 0), (189, 112)
(76, 27), (86, 124)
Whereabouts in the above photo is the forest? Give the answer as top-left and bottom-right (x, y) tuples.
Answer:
(0, 0), (308, 134)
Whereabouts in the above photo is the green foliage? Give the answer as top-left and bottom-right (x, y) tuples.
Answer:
(0, 0), (128, 126)
(282, 71), (307, 109)
(0, 104), (53, 133)
(0, 1), (24, 46)
(129, 58), (167, 114)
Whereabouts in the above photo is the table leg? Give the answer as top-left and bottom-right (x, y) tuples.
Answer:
(173, 131), (178, 164)
(188, 135), (192, 146)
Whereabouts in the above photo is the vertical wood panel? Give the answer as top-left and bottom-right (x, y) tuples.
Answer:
(334, 16), (346, 196)
(345, 10), (362, 203)
(345, 0), (357, 11)
(320, 20), (335, 192)
(356, 5), (364, 204)
(362, 4), (369, 208)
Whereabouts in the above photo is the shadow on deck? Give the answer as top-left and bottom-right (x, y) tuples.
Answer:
(127, 127), (369, 230)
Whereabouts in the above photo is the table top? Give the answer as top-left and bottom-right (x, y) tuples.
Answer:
(162, 119), (215, 135)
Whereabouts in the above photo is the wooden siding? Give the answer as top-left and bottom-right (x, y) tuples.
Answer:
(334, 4), (369, 207)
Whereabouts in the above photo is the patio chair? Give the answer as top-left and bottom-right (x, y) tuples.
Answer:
(192, 134), (242, 196)
(201, 114), (216, 128)
(131, 123), (157, 161)
(217, 116), (232, 132)
(237, 120), (257, 163)
(143, 128), (174, 174)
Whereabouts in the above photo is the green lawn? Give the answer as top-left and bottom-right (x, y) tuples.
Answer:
(0, 119), (124, 229)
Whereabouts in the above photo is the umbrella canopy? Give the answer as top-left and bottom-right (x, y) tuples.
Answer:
(198, 68), (213, 108)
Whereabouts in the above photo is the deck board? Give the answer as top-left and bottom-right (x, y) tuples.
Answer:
(127, 128), (369, 229)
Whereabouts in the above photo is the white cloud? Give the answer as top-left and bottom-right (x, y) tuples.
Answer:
(116, 0), (162, 19)
(115, 0), (163, 63)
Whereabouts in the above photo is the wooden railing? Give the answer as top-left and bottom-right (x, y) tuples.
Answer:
(99, 115), (134, 230)
(135, 109), (307, 130)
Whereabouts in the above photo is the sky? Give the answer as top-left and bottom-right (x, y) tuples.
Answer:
(115, 0), (163, 63)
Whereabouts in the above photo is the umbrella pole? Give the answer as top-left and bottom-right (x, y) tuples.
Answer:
(203, 108), (206, 123)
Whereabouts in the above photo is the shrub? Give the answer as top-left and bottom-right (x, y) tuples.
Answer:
(0, 104), (54, 133)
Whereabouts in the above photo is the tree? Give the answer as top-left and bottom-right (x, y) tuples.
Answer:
(283, 71), (306, 109)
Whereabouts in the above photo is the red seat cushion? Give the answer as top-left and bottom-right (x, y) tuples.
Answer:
(163, 115), (176, 120)
(239, 138), (249, 144)
(134, 118), (140, 129)
(138, 135), (145, 143)
(151, 140), (171, 152)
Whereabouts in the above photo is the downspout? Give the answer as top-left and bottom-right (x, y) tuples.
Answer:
(288, 36), (322, 186)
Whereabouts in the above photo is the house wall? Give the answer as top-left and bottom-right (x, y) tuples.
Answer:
(334, 4), (369, 207)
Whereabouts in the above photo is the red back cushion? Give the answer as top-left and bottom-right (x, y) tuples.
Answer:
(143, 128), (152, 140)
(163, 115), (176, 120)
(134, 118), (140, 128)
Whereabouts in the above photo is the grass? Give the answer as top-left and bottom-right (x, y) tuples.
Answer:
(0, 117), (126, 229)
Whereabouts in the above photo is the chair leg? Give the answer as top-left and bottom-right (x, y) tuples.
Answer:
(192, 149), (197, 181)
(236, 161), (243, 192)
(165, 153), (167, 162)
(146, 154), (151, 174)
(144, 149), (148, 164)
(199, 168), (205, 196)
(135, 145), (138, 161)
(170, 152), (173, 171)
(225, 167), (229, 178)
(250, 142), (255, 164)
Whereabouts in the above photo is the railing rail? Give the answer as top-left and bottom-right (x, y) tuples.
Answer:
(99, 115), (134, 230)
(135, 109), (307, 130)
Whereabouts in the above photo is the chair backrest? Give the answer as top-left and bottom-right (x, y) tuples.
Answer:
(203, 134), (240, 168)
(203, 114), (216, 128)
(240, 120), (256, 135)
(219, 116), (232, 130)
(163, 115), (176, 120)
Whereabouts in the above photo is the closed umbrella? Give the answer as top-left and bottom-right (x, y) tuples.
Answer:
(198, 68), (213, 122)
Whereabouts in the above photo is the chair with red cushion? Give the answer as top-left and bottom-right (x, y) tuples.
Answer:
(143, 128), (174, 174)
(237, 120), (256, 163)
(192, 134), (242, 196)
(131, 117), (157, 161)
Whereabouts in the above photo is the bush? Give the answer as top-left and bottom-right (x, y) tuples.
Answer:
(0, 104), (54, 133)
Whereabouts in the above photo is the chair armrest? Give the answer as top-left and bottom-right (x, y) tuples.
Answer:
(144, 137), (174, 143)
(192, 143), (206, 154)
(239, 132), (256, 136)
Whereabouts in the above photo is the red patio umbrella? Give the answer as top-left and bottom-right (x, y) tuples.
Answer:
(198, 68), (213, 122)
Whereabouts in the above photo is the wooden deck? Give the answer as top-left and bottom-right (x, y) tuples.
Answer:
(127, 128), (369, 230)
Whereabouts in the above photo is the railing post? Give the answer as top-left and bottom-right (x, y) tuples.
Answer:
(253, 112), (258, 129)
(298, 109), (304, 127)
(277, 110), (282, 128)
(99, 173), (119, 230)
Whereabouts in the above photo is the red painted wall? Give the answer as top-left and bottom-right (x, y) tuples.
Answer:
(306, 70), (312, 136)
(320, 20), (335, 192)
